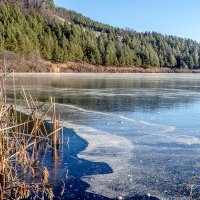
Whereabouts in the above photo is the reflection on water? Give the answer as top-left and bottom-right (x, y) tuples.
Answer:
(5, 73), (200, 199)
(6, 73), (200, 112)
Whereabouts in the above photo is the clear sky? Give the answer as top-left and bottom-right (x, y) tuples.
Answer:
(54, 0), (200, 42)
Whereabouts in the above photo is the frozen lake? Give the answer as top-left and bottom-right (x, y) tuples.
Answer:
(6, 73), (200, 199)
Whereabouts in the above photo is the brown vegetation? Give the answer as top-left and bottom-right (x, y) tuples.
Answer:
(1, 50), (200, 73)
(0, 64), (64, 199)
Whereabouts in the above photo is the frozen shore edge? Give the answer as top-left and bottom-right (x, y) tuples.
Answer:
(61, 121), (135, 198)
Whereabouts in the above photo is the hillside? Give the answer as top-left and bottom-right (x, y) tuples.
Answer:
(0, 0), (200, 71)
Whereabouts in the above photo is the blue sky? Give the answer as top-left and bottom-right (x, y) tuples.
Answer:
(54, 0), (200, 42)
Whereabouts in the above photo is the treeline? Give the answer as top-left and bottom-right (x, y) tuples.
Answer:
(0, 3), (200, 69)
(56, 7), (200, 69)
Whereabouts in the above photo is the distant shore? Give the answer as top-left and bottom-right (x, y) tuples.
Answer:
(54, 62), (200, 73)
(8, 59), (200, 73)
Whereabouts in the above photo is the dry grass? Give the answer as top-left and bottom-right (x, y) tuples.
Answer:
(0, 64), (64, 199)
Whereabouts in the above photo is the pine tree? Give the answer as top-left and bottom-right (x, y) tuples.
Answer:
(97, 36), (107, 65)
(105, 41), (118, 66)
(167, 52), (177, 67)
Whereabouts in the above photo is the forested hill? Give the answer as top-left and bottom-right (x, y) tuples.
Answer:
(0, 1), (200, 69)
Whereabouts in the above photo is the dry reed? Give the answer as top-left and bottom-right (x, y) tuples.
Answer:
(0, 63), (64, 199)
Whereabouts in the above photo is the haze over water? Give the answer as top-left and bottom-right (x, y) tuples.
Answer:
(6, 73), (200, 199)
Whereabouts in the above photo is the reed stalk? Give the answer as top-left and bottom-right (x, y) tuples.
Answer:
(0, 65), (63, 199)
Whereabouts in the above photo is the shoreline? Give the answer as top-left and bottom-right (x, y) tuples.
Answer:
(61, 121), (134, 198)
(12, 93), (168, 199)
(16, 105), (159, 199)
(7, 58), (200, 73)
(15, 106), (113, 199)
(60, 121), (161, 200)
(55, 122), (160, 200)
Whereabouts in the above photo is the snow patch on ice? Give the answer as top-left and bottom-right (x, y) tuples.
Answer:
(60, 121), (134, 198)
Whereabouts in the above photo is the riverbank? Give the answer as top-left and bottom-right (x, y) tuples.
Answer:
(3, 55), (200, 73)
(54, 62), (200, 73)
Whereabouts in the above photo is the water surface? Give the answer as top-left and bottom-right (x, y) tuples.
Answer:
(6, 73), (200, 199)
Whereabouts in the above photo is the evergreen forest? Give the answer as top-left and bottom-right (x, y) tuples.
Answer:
(0, 0), (200, 69)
